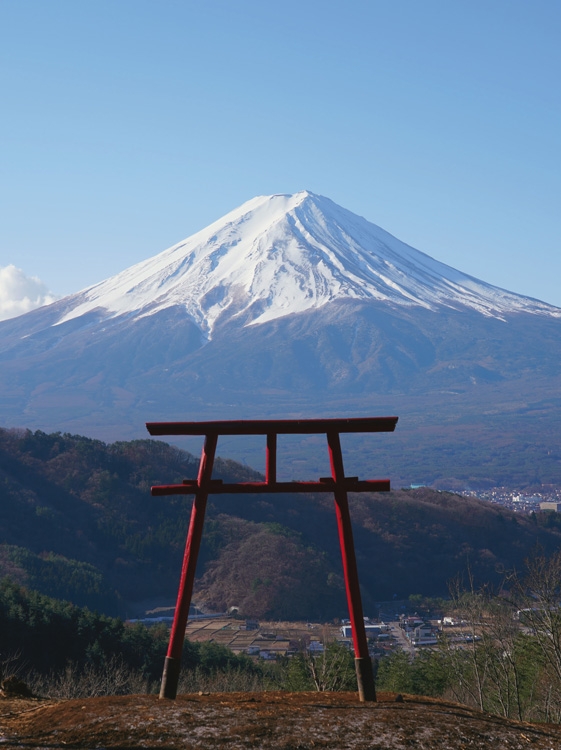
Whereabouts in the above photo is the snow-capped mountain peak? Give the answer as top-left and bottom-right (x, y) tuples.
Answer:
(55, 191), (561, 336)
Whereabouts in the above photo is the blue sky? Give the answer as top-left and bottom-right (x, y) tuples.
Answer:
(1, 0), (560, 314)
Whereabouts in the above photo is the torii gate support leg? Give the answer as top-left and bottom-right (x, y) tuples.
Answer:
(159, 433), (218, 699)
(327, 430), (376, 702)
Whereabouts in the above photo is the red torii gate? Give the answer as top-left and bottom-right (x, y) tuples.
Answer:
(146, 416), (398, 702)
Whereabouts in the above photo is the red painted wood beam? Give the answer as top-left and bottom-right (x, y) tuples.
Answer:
(159, 432), (217, 700)
(327, 429), (377, 702)
(266, 432), (277, 484)
(151, 479), (391, 495)
(146, 416), (398, 436)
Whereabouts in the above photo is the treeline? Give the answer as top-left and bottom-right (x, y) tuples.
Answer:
(0, 580), (262, 696)
(376, 550), (561, 723)
(0, 545), (120, 613)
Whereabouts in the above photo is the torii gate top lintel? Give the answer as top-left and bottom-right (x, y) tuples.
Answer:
(146, 415), (398, 437)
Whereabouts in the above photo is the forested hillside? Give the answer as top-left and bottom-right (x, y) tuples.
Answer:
(1, 427), (561, 620)
(0, 579), (262, 695)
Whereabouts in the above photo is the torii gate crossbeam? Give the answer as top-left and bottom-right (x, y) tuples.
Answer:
(146, 416), (398, 702)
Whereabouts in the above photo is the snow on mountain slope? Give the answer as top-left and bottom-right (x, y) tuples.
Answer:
(55, 191), (561, 338)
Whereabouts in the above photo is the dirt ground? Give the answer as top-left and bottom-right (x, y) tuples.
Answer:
(2, 691), (561, 749)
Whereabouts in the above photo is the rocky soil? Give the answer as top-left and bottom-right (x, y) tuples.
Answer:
(2, 691), (561, 749)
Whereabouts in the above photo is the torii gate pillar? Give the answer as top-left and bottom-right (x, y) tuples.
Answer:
(146, 416), (398, 702)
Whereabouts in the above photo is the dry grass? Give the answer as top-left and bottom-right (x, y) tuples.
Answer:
(2, 691), (561, 749)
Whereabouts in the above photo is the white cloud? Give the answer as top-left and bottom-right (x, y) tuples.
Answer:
(0, 265), (57, 321)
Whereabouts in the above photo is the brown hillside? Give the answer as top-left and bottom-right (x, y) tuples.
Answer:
(2, 691), (561, 749)
(4, 428), (561, 620)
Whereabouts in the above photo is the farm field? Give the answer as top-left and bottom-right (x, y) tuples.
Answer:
(181, 617), (342, 656)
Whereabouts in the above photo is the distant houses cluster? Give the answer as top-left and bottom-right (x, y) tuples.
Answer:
(340, 615), (443, 650)
(464, 487), (561, 513)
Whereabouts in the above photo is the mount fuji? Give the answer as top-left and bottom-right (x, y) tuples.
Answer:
(50, 191), (558, 332)
(1, 191), (561, 486)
